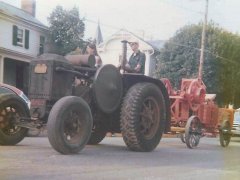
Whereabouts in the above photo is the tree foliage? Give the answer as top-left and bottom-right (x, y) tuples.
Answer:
(48, 6), (85, 55)
(155, 22), (240, 108)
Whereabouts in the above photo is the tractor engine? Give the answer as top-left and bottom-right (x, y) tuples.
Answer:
(28, 54), (74, 120)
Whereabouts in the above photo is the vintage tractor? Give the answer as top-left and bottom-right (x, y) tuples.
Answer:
(0, 43), (171, 154)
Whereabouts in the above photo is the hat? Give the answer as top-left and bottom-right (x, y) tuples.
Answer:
(126, 37), (139, 45)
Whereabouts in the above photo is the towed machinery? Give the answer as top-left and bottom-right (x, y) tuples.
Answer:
(0, 42), (171, 154)
(161, 78), (233, 148)
(160, 37), (233, 148)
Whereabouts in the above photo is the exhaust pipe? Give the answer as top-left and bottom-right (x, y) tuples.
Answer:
(121, 40), (128, 72)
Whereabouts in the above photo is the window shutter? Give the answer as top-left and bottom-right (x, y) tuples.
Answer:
(12, 25), (18, 46)
(25, 29), (29, 49)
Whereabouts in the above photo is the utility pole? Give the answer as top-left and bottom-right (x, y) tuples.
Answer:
(198, 0), (209, 80)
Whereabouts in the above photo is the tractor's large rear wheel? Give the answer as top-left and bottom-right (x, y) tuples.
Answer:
(219, 120), (231, 147)
(47, 96), (93, 154)
(120, 83), (165, 152)
(0, 94), (29, 145)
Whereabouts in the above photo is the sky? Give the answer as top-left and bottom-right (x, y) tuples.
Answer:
(2, 0), (240, 40)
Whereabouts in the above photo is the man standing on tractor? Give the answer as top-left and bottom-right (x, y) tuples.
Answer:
(122, 40), (146, 74)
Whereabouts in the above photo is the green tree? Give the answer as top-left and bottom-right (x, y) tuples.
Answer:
(155, 23), (240, 108)
(48, 6), (85, 55)
(215, 31), (240, 107)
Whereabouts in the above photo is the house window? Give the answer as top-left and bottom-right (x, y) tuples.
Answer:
(12, 25), (29, 49)
(17, 28), (24, 46)
(39, 36), (45, 55)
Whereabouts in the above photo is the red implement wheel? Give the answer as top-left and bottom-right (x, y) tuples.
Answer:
(185, 116), (202, 149)
(180, 133), (186, 143)
(219, 120), (231, 147)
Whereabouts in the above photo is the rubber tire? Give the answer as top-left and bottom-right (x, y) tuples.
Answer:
(180, 133), (186, 143)
(0, 94), (29, 145)
(219, 120), (231, 147)
(47, 96), (93, 154)
(120, 83), (165, 152)
(87, 128), (106, 145)
(87, 109), (107, 145)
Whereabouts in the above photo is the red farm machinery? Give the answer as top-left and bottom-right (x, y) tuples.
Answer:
(161, 77), (233, 148)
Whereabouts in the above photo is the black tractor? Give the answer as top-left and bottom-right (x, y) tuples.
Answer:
(0, 41), (170, 154)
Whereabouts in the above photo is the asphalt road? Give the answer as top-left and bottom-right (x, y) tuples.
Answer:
(0, 136), (240, 180)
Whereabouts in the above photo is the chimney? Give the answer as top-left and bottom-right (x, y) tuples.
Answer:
(21, 0), (36, 17)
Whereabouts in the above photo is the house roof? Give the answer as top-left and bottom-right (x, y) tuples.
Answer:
(147, 40), (165, 51)
(124, 29), (161, 52)
(98, 29), (164, 52)
(0, 1), (47, 29)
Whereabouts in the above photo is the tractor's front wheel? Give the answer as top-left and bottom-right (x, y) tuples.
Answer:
(120, 83), (165, 152)
(47, 96), (93, 154)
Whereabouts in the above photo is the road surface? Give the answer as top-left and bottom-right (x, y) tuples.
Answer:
(0, 136), (239, 180)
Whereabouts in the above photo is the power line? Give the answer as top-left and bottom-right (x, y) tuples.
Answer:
(160, 41), (240, 65)
(205, 50), (240, 65)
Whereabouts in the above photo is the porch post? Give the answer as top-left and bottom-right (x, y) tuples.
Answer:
(0, 56), (4, 83)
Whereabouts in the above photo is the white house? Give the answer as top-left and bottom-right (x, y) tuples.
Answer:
(97, 29), (163, 77)
(0, 0), (48, 94)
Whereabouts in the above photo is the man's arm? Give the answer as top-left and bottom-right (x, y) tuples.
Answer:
(123, 63), (135, 73)
(120, 53), (145, 73)
(134, 64), (141, 72)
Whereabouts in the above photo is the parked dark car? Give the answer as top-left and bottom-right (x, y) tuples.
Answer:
(0, 83), (30, 108)
(232, 109), (240, 137)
